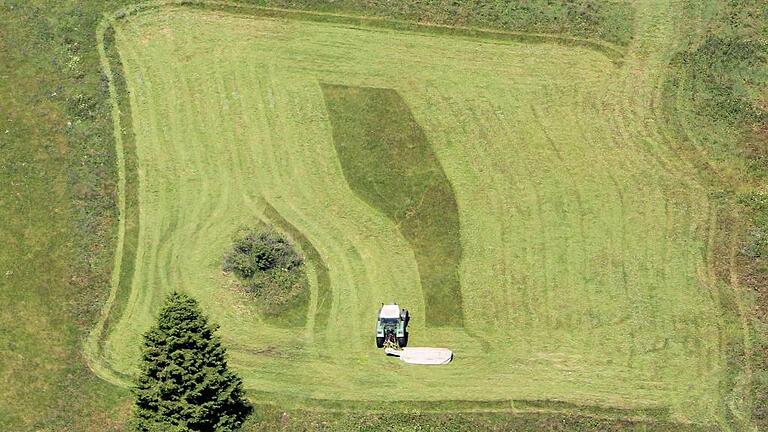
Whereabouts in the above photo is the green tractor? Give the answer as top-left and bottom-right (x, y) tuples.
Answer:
(375, 303), (409, 348)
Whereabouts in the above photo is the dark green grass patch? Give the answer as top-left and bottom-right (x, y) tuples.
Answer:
(666, 1), (768, 177)
(321, 84), (462, 327)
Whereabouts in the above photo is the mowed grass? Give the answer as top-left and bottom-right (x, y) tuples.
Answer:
(91, 5), (745, 425)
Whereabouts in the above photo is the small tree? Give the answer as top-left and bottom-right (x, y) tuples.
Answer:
(133, 292), (252, 432)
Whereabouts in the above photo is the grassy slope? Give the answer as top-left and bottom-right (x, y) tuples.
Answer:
(321, 84), (463, 327)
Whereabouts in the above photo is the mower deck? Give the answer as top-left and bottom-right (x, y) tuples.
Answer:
(384, 347), (453, 365)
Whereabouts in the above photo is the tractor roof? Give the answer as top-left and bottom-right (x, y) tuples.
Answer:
(379, 304), (400, 319)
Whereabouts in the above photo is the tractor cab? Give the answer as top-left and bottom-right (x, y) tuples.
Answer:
(376, 303), (409, 348)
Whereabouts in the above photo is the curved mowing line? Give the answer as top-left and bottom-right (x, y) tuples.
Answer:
(97, 26), (141, 353)
(84, 15), (132, 388)
(321, 83), (463, 327)
(261, 201), (332, 331)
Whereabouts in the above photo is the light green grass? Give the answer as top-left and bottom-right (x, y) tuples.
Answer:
(90, 3), (748, 427)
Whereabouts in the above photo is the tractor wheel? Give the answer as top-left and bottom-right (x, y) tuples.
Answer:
(401, 308), (410, 324)
(397, 335), (407, 348)
(376, 337), (385, 348)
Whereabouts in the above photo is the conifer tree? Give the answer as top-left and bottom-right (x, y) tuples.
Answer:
(133, 292), (252, 431)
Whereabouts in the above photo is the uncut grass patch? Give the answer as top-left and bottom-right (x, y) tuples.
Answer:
(321, 84), (463, 327)
(0, 2), (131, 430)
(661, 1), (768, 428)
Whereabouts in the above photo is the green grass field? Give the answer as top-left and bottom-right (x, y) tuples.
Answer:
(80, 3), (754, 427)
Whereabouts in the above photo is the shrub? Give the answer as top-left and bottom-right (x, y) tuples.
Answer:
(223, 226), (303, 279)
(222, 226), (307, 314)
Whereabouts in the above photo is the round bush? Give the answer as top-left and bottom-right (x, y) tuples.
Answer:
(222, 226), (307, 316)
(223, 227), (303, 279)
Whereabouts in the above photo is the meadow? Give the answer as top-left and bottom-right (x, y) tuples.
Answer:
(84, 2), (750, 428)
(2, 0), (765, 430)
